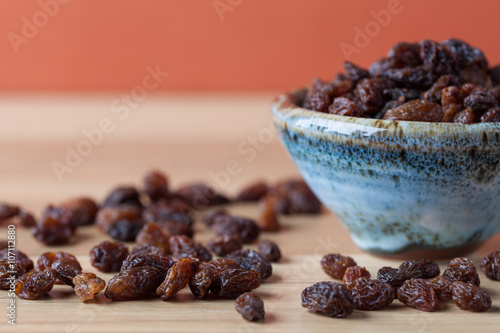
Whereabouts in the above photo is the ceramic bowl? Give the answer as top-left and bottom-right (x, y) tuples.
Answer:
(271, 89), (500, 257)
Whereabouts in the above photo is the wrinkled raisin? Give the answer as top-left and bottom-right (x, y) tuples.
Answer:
(301, 282), (355, 318)
(398, 278), (437, 312)
(169, 235), (212, 262)
(32, 205), (75, 245)
(143, 170), (169, 202)
(451, 281), (491, 312)
(211, 215), (260, 243)
(441, 85), (463, 121)
(0, 259), (26, 290)
(377, 259), (439, 292)
(208, 235), (242, 257)
(454, 108), (475, 124)
(18, 210), (36, 228)
(480, 108), (500, 122)
(384, 99), (443, 122)
(320, 253), (356, 280)
(36, 251), (77, 272)
(343, 61), (370, 81)
(354, 78), (392, 114)
(209, 266), (262, 299)
(189, 259), (242, 298)
(121, 253), (175, 276)
(101, 186), (142, 208)
(60, 197), (98, 226)
(0, 249), (33, 272)
(95, 206), (142, 232)
(156, 258), (199, 300)
(480, 249), (500, 280)
(235, 292), (265, 321)
(225, 249), (272, 280)
(270, 179), (322, 214)
(105, 266), (164, 301)
(157, 220), (193, 238)
(90, 241), (130, 273)
(135, 222), (171, 253)
(73, 272), (106, 302)
(343, 266), (371, 290)
(328, 97), (362, 117)
(256, 197), (280, 232)
(202, 209), (229, 227)
(442, 257), (480, 286)
(15, 270), (56, 300)
(257, 240), (281, 262)
(176, 183), (229, 209)
(429, 275), (453, 301)
(51, 258), (82, 286)
(107, 219), (145, 242)
(142, 199), (194, 227)
(351, 278), (394, 310)
(235, 181), (268, 202)
(131, 244), (168, 257)
(376, 266), (405, 291)
(424, 75), (459, 103)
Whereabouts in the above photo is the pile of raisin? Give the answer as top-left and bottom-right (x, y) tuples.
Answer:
(302, 39), (500, 123)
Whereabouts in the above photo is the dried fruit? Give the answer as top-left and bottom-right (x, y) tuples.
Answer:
(235, 181), (268, 202)
(121, 253), (175, 276)
(301, 282), (355, 318)
(101, 186), (142, 208)
(350, 278), (394, 310)
(36, 251), (77, 272)
(169, 235), (212, 262)
(105, 266), (164, 301)
(377, 259), (440, 291)
(143, 170), (169, 202)
(256, 197), (280, 232)
(142, 199), (194, 226)
(15, 270), (56, 300)
(157, 220), (193, 238)
(454, 108), (475, 124)
(18, 210), (36, 228)
(135, 222), (171, 253)
(429, 275), (453, 301)
(202, 209), (228, 227)
(0, 249), (34, 272)
(269, 179), (322, 214)
(131, 244), (168, 257)
(235, 292), (265, 321)
(320, 253), (357, 280)
(442, 257), (480, 286)
(189, 258), (242, 298)
(32, 205), (76, 245)
(257, 240), (281, 262)
(0, 259), (26, 290)
(176, 183), (229, 209)
(107, 219), (145, 242)
(60, 197), (98, 226)
(90, 241), (130, 273)
(0, 240), (7, 250)
(0, 202), (20, 220)
(95, 206), (142, 232)
(156, 258), (199, 300)
(73, 272), (106, 302)
(225, 249), (272, 280)
(51, 258), (82, 286)
(398, 278), (437, 312)
(209, 267), (261, 298)
(451, 281), (491, 312)
(208, 235), (242, 257)
(383, 99), (443, 122)
(211, 215), (260, 243)
(328, 97), (362, 117)
(480, 249), (500, 280)
(343, 266), (371, 290)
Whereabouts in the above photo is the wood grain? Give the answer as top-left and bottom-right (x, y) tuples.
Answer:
(1, 94), (500, 332)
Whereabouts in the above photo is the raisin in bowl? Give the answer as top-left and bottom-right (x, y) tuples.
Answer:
(270, 39), (500, 258)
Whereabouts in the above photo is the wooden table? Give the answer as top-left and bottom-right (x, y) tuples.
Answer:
(1, 93), (500, 332)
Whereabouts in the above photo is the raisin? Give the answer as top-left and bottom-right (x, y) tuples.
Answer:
(0, 202), (20, 220)
(60, 197), (98, 226)
(454, 108), (475, 124)
(90, 241), (130, 273)
(257, 240), (281, 262)
(429, 275), (453, 301)
(157, 220), (193, 238)
(0, 259), (26, 290)
(235, 292), (265, 321)
(36, 251), (77, 272)
(142, 199), (194, 227)
(202, 208), (229, 227)
(32, 205), (75, 245)
(343, 61), (370, 81)
(107, 219), (145, 242)
(0, 249), (34, 272)
(490, 64), (500, 84)
(15, 270), (56, 300)
(398, 278), (437, 312)
(176, 183), (229, 209)
(264, 193), (291, 215)
(441, 85), (463, 121)
(269, 179), (322, 214)
(301, 282), (355, 318)
(101, 186), (142, 208)
(189, 259), (242, 298)
(18, 210), (36, 228)
(209, 266), (262, 298)
(73, 272), (106, 302)
(480, 108), (500, 122)
(398, 259), (440, 280)
(135, 222), (171, 253)
(354, 78), (392, 114)
(208, 235), (242, 257)
(211, 215), (260, 243)
(328, 97), (363, 117)
(480, 249), (500, 280)
(156, 258), (199, 300)
(451, 281), (491, 312)
(376, 266), (405, 291)
(51, 258), (82, 286)
(169, 235), (212, 262)
(121, 253), (175, 276)
(0, 240), (8, 250)
(143, 170), (169, 202)
(320, 253), (357, 280)
(256, 196), (280, 232)
(351, 277), (394, 310)
(343, 266), (371, 290)
(463, 89), (498, 115)
(105, 266), (164, 301)
(383, 99), (443, 122)
(442, 257), (480, 286)
(95, 206), (142, 232)
(303, 78), (333, 112)
(423, 75), (459, 103)
(225, 249), (272, 280)
(131, 244), (168, 257)
(235, 181), (268, 202)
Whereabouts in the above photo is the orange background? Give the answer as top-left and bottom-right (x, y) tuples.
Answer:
(1, 0), (499, 91)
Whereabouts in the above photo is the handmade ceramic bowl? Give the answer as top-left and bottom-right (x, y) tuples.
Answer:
(271, 89), (500, 258)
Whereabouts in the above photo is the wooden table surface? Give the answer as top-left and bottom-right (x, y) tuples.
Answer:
(1, 93), (500, 332)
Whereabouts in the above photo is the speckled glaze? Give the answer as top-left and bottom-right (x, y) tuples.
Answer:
(271, 89), (500, 256)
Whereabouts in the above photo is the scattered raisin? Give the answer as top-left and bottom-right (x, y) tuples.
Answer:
(208, 235), (242, 257)
(15, 270), (56, 300)
(95, 206), (142, 233)
(301, 282), (355, 318)
(107, 219), (145, 242)
(142, 199), (194, 227)
(351, 278), (394, 310)
(0, 202), (20, 220)
(442, 257), (480, 286)
(131, 244), (168, 257)
(189, 259), (242, 298)
(73, 272), (106, 302)
(105, 266), (164, 301)
(225, 249), (272, 280)
(320, 253), (357, 280)
(202, 208), (228, 227)
(157, 220), (193, 238)
(269, 179), (322, 214)
(90, 241), (130, 273)
(480, 249), (500, 280)
(143, 170), (169, 202)
(343, 266), (371, 290)
(209, 266), (262, 298)
(176, 183), (229, 209)
(51, 258), (82, 286)
(0, 249), (34, 272)
(257, 240), (281, 262)
(256, 197), (280, 232)
(32, 205), (75, 245)
(211, 214), (260, 243)
(18, 211), (37, 228)
(121, 253), (175, 276)
(429, 275), (453, 301)
(60, 197), (98, 226)
(235, 292), (265, 321)
(377, 259), (439, 291)
(0, 259), (26, 290)
(451, 281), (491, 312)
(101, 186), (142, 208)
(135, 222), (171, 253)
(398, 278), (438, 312)
(156, 258), (199, 300)
(235, 181), (268, 202)
(169, 235), (212, 262)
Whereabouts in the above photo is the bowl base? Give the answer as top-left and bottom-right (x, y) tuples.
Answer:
(367, 242), (483, 260)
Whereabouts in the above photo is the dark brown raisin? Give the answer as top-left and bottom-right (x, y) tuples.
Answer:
(90, 241), (130, 273)
(36, 251), (77, 272)
(235, 292), (265, 321)
(454, 108), (475, 124)
(480, 249), (500, 280)
(105, 266), (164, 301)
(208, 235), (242, 257)
(343, 61), (370, 81)
(120, 253), (175, 276)
(398, 278), (437, 312)
(131, 244), (168, 257)
(189, 259), (242, 298)
(441, 85), (463, 121)
(429, 275), (453, 301)
(377, 266), (405, 291)
(0, 259), (26, 290)
(0, 202), (20, 220)
(73, 272), (106, 302)
(354, 78), (392, 114)
(209, 266), (262, 298)
(442, 257), (480, 286)
(18, 210), (36, 228)
(95, 206), (142, 232)
(32, 205), (75, 245)
(225, 249), (272, 280)
(143, 170), (169, 202)
(60, 197), (98, 226)
(157, 220), (193, 238)
(256, 197), (280, 232)
(464, 89), (498, 115)
(0, 240), (7, 250)
(156, 258), (199, 300)
(423, 75), (459, 103)
(303, 78), (334, 113)
(451, 281), (491, 312)
(202, 209), (229, 227)
(301, 282), (355, 318)
(343, 266), (371, 290)
(107, 219), (145, 242)
(15, 270), (56, 300)
(383, 99), (443, 122)
(101, 186), (142, 208)
(51, 258), (82, 286)
(320, 253), (357, 280)
(257, 240), (281, 262)
(270, 179), (322, 214)
(235, 181), (268, 202)
(176, 183), (229, 209)
(328, 97), (362, 117)
(135, 222), (171, 254)
(490, 64), (500, 84)
(169, 235), (212, 262)
(398, 259), (440, 280)
(351, 277), (394, 310)
(142, 199), (194, 227)
(0, 249), (34, 272)
(211, 215), (260, 243)
(480, 108), (500, 122)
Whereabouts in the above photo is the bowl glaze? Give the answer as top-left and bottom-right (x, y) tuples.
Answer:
(271, 89), (500, 257)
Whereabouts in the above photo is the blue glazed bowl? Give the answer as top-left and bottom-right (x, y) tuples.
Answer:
(271, 89), (500, 257)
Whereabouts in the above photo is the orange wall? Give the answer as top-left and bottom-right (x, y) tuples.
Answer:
(1, 0), (500, 91)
